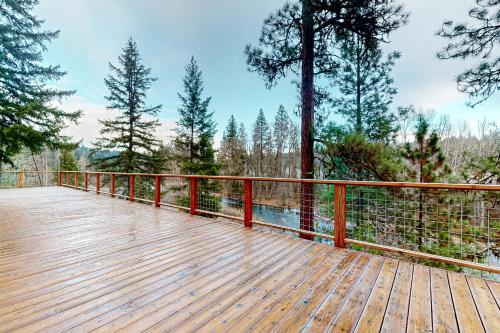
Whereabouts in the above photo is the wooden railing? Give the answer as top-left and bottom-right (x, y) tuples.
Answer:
(1, 170), (499, 276)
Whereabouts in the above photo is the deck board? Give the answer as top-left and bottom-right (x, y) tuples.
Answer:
(0, 187), (498, 333)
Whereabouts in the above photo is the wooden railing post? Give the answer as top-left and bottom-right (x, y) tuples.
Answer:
(66, 172), (70, 187)
(190, 177), (197, 215)
(17, 171), (24, 188)
(244, 179), (253, 228)
(58, 172), (62, 186)
(129, 175), (135, 202)
(84, 172), (88, 191)
(334, 184), (347, 248)
(111, 174), (116, 197)
(75, 172), (78, 188)
(96, 173), (101, 194)
(155, 176), (161, 208)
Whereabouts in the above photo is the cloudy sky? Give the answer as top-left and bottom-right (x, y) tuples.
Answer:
(34, 0), (499, 146)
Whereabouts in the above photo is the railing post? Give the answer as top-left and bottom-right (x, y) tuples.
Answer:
(111, 174), (116, 197)
(75, 172), (78, 188)
(66, 172), (70, 187)
(17, 171), (24, 188)
(334, 184), (347, 248)
(84, 172), (88, 191)
(190, 177), (197, 215)
(96, 173), (101, 194)
(155, 176), (161, 208)
(58, 172), (62, 186)
(129, 175), (135, 202)
(243, 179), (253, 228)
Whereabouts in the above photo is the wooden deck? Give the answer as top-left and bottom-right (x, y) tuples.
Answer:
(0, 187), (498, 333)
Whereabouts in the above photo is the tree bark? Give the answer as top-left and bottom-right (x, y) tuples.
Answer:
(299, 0), (315, 240)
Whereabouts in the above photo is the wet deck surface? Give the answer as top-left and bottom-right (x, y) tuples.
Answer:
(0, 187), (498, 332)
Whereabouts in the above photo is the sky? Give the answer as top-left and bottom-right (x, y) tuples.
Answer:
(34, 0), (500, 146)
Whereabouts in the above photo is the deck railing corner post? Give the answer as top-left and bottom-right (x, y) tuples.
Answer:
(111, 173), (116, 197)
(129, 174), (135, 202)
(244, 179), (253, 228)
(18, 170), (24, 188)
(84, 172), (88, 191)
(96, 173), (101, 194)
(190, 177), (198, 215)
(155, 175), (161, 208)
(334, 184), (347, 248)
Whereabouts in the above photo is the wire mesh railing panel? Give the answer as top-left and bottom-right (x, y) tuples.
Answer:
(135, 176), (155, 202)
(23, 172), (57, 187)
(196, 179), (244, 220)
(99, 173), (112, 194)
(160, 177), (190, 209)
(251, 181), (335, 241)
(0, 172), (19, 188)
(345, 186), (500, 278)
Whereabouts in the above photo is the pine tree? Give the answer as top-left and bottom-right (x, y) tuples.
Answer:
(273, 105), (290, 177)
(174, 57), (218, 176)
(0, 0), (80, 167)
(250, 109), (272, 177)
(333, 34), (403, 142)
(403, 114), (451, 246)
(59, 149), (79, 171)
(219, 115), (246, 176)
(246, 0), (407, 237)
(92, 39), (162, 173)
(437, 0), (500, 106)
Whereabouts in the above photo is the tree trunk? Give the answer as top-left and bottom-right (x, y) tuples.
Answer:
(299, 0), (315, 240)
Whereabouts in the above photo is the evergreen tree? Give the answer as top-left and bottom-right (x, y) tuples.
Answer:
(333, 34), (403, 142)
(92, 39), (162, 173)
(273, 105), (290, 177)
(437, 0), (500, 106)
(59, 148), (79, 171)
(246, 0), (407, 236)
(403, 114), (451, 246)
(0, 0), (80, 167)
(174, 57), (218, 176)
(250, 109), (272, 177)
(219, 115), (245, 176)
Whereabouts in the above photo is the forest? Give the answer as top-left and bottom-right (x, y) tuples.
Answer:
(0, 0), (499, 272)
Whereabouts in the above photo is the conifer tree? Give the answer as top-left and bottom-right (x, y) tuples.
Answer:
(273, 105), (290, 177)
(92, 39), (162, 173)
(0, 0), (80, 167)
(333, 34), (402, 142)
(59, 148), (79, 171)
(438, 0), (500, 106)
(246, 0), (407, 236)
(174, 57), (218, 175)
(219, 115), (245, 176)
(403, 114), (451, 246)
(250, 109), (272, 177)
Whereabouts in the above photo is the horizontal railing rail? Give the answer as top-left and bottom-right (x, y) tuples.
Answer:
(1, 170), (499, 277)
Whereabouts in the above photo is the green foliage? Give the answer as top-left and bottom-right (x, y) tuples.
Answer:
(462, 149), (500, 184)
(403, 114), (452, 183)
(332, 34), (404, 142)
(91, 39), (163, 173)
(0, 0), (81, 166)
(437, 0), (500, 106)
(317, 125), (406, 181)
(174, 56), (218, 176)
(219, 115), (246, 176)
(59, 149), (79, 171)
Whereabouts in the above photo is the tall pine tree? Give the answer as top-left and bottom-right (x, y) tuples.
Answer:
(250, 109), (272, 177)
(174, 57), (218, 175)
(0, 0), (80, 167)
(219, 115), (246, 176)
(92, 39), (162, 173)
(333, 34), (402, 142)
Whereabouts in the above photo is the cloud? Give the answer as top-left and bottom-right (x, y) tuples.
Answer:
(57, 95), (177, 146)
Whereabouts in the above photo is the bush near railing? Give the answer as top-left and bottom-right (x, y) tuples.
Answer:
(1, 170), (498, 279)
